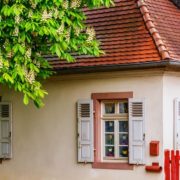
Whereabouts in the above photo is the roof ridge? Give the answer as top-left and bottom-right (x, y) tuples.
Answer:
(137, 0), (171, 60)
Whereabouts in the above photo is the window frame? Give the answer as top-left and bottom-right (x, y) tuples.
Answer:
(101, 101), (129, 161)
(91, 92), (133, 170)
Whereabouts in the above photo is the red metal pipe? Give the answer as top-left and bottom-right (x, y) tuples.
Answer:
(145, 162), (162, 173)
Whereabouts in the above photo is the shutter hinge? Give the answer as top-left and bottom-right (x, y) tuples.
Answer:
(143, 133), (145, 141)
(9, 132), (11, 138)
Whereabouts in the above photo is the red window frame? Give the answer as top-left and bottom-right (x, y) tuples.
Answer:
(91, 92), (134, 170)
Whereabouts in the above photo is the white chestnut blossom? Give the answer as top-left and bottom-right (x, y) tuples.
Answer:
(13, 27), (19, 36)
(28, 70), (35, 84)
(54, 8), (59, 19)
(15, 15), (20, 24)
(86, 27), (95, 43)
(31, 2), (37, 9)
(70, 0), (81, 8)
(31, 3), (37, 9)
(24, 68), (35, 84)
(0, 55), (3, 69)
(36, 52), (41, 57)
(65, 28), (71, 43)
(42, 10), (53, 21)
(62, 0), (69, 9)
(7, 51), (13, 58)
(74, 27), (81, 36)
(25, 48), (32, 58)
(29, 0), (37, 9)
(57, 23), (64, 35)
(3, 40), (9, 49)
(23, 66), (28, 75)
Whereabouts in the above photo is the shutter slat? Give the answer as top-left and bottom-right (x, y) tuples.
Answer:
(129, 98), (145, 165)
(77, 99), (94, 163)
(0, 102), (12, 159)
(1, 104), (10, 118)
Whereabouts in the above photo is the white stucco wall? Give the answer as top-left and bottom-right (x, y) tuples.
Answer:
(0, 69), (164, 180)
(163, 72), (180, 150)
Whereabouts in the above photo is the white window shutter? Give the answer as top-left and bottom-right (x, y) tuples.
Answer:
(77, 99), (94, 163)
(129, 98), (145, 165)
(174, 98), (180, 150)
(0, 102), (12, 159)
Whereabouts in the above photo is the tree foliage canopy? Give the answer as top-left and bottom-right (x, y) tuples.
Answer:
(0, 0), (114, 107)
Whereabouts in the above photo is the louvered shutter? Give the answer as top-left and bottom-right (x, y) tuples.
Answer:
(77, 99), (94, 162)
(174, 98), (180, 150)
(0, 102), (12, 158)
(129, 99), (145, 164)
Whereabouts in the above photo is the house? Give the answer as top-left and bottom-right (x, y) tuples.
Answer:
(0, 0), (179, 179)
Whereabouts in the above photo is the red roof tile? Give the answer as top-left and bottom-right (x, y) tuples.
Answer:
(145, 0), (180, 60)
(50, 0), (180, 70)
(138, 0), (171, 60)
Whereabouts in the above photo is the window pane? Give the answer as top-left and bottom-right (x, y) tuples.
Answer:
(119, 102), (128, 113)
(105, 121), (114, 132)
(105, 146), (115, 157)
(105, 103), (115, 114)
(105, 134), (114, 145)
(119, 121), (128, 132)
(119, 146), (128, 158)
(119, 134), (128, 145)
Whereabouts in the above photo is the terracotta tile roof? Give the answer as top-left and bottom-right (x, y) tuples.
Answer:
(49, 0), (180, 71)
(138, 0), (171, 60)
(144, 0), (180, 61)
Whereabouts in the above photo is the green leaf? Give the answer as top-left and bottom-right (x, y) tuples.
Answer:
(3, 73), (14, 84)
(23, 94), (29, 105)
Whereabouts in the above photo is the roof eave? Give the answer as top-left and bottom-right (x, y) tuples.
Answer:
(54, 60), (180, 75)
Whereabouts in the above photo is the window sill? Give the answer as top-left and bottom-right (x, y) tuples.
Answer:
(92, 162), (134, 170)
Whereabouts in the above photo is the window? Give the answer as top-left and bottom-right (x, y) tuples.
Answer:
(77, 92), (145, 170)
(102, 101), (128, 161)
